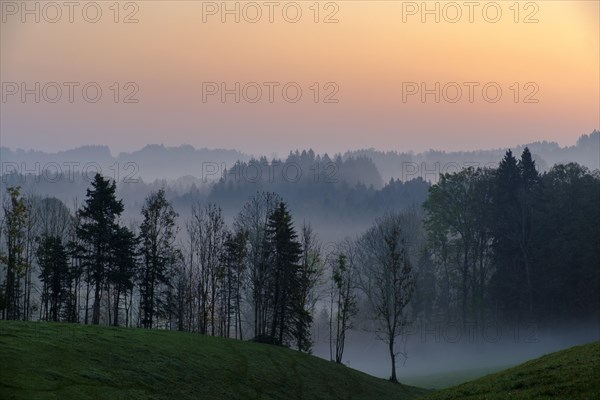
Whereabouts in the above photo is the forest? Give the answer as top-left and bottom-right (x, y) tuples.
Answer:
(1, 147), (598, 382)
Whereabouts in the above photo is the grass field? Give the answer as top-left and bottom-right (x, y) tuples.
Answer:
(0, 321), (427, 400)
(1, 321), (598, 400)
(420, 340), (600, 400)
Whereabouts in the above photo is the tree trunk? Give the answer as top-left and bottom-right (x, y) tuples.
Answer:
(461, 241), (469, 327)
(84, 278), (90, 324)
(92, 279), (101, 325)
(113, 285), (121, 326)
(389, 339), (398, 383)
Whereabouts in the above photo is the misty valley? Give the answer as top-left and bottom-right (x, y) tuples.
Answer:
(1, 133), (599, 399)
(2, 2), (599, 397)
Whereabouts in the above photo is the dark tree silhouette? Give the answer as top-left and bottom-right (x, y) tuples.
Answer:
(77, 174), (124, 325)
(139, 189), (179, 329)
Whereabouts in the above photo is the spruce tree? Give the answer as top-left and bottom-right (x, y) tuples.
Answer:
(77, 174), (124, 325)
(265, 202), (302, 346)
(37, 235), (70, 322)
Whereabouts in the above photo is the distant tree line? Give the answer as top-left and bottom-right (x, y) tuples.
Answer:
(0, 150), (430, 229)
(208, 150), (430, 220)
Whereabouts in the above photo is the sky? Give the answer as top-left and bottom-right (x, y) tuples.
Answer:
(1, 0), (598, 156)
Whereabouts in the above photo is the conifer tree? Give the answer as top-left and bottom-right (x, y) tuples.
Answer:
(77, 174), (124, 325)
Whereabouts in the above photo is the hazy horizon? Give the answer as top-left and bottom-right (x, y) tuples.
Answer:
(2, 130), (598, 158)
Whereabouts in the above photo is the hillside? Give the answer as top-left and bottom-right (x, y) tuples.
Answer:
(421, 340), (600, 400)
(0, 321), (427, 400)
(2, 321), (598, 400)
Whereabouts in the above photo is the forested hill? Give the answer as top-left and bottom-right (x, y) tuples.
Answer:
(0, 153), (431, 240)
(0, 144), (250, 181)
(343, 131), (600, 182)
(1, 131), (598, 183)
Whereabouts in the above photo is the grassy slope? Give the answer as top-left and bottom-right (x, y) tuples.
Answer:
(421, 341), (600, 400)
(0, 321), (427, 400)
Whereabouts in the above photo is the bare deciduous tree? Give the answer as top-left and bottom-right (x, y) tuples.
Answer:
(357, 213), (415, 383)
(328, 238), (358, 364)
